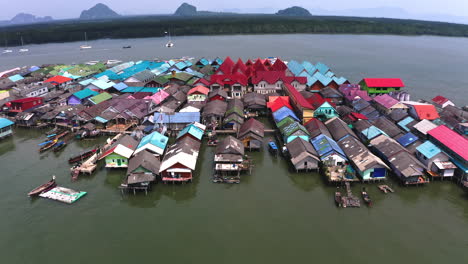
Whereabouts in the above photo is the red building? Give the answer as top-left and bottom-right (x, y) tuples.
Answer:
(8, 97), (43, 113)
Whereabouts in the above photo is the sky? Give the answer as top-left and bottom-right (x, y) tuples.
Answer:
(1, 0), (468, 21)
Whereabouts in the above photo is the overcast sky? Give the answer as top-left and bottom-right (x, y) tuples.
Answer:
(2, 0), (468, 20)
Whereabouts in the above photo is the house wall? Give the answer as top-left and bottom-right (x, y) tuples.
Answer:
(292, 156), (319, 170)
(322, 153), (347, 166)
(314, 106), (338, 121)
(26, 87), (48, 98)
(68, 96), (82, 105)
(310, 82), (324, 91)
(415, 151), (449, 171)
(105, 153), (129, 168)
(188, 94), (207, 102)
(0, 126), (13, 138)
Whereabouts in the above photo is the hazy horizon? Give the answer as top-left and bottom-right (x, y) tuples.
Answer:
(1, 0), (468, 24)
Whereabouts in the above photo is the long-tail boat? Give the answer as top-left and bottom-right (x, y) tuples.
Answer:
(28, 177), (56, 197)
(68, 148), (98, 164)
(39, 139), (58, 152)
(361, 187), (372, 207)
(335, 190), (342, 207)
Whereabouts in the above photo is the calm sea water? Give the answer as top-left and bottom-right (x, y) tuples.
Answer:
(0, 34), (467, 105)
(0, 35), (468, 263)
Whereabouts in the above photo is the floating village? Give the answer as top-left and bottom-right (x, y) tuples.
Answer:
(0, 56), (467, 206)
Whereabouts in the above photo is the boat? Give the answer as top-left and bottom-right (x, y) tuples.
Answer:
(207, 139), (218, 146)
(55, 131), (69, 139)
(122, 45), (132, 49)
(68, 148), (98, 164)
(165, 31), (174, 48)
(378, 185), (394, 194)
(28, 176), (56, 196)
(335, 191), (342, 207)
(18, 36), (28, 53)
(361, 187), (372, 207)
(80, 32), (92, 50)
(39, 139), (58, 152)
(53, 141), (67, 152)
(2, 39), (12, 54)
(268, 141), (278, 156)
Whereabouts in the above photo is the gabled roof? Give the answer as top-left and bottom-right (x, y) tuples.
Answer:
(361, 126), (388, 140)
(252, 71), (307, 85)
(135, 131), (169, 155)
(398, 116), (416, 132)
(311, 134), (347, 160)
(216, 56), (235, 74)
(413, 119), (438, 135)
(210, 73), (248, 86)
(202, 100), (228, 117)
(325, 117), (357, 141)
(267, 97), (291, 112)
(284, 83), (314, 110)
(238, 118), (264, 139)
(273, 107), (300, 123)
(304, 118), (332, 139)
(187, 85), (210, 95)
(432, 95), (451, 105)
(144, 90), (170, 105)
(282, 122), (309, 138)
(0, 118), (14, 129)
(315, 62), (330, 74)
(270, 58), (288, 71)
(89, 92), (112, 105)
(372, 116), (404, 138)
(286, 137), (319, 161)
(396, 132), (419, 147)
(44, 75), (72, 85)
(72, 88), (99, 100)
(416, 140), (442, 159)
(177, 124), (204, 141)
(216, 136), (244, 155)
(427, 125), (468, 161)
(100, 135), (138, 159)
(127, 150), (160, 177)
(232, 58), (247, 75)
(373, 94), (400, 109)
(411, 104), (440, 120)
(153, 111), (200, 124)
(362, 78), (405, 87)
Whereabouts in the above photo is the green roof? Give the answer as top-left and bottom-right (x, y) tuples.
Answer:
(89, 92), (112, 105)
(153, 76), (169, 85)
(225, 107), (244, 118)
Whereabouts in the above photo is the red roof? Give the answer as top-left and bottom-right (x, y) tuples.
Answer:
(196, 78), (210, 86)
(245, 59), (253, 66)
(210, 74), (248, 86)
(216, 56), (235, 74)
(348, 112), (369, 121)
(412, 104), (440, 120)
(267, 97), (291, 112)
(188, 85), (210, 95)
(11, 97), (43, 103)
(251, 71), (307, 85)
(44, 75), (73, 85)
(253, 59), (267, 72)
(270, 59), (288, 72)
(232, 59), (247, 75)
(428, 125), (468, 161)
(432, 95), (450, 105)
(305, 93), (336, 109)
(362, 78), (405, 88)
(284, 83), (314, 110)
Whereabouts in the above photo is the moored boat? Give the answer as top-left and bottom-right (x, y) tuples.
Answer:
(28, 176), (56, 196)
(378, 185), (394, 194)
(361, 187), (372, 207)
(39, 139), (58, 152)
(53, 141), (67, 152)
(335, 191), (342, 207)
(268, 141), (278, 156)
(68, 148), (98, 164)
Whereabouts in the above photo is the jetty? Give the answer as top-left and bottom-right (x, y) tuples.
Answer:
(39, 187), (87, 204)
(341, 182), (361, 208)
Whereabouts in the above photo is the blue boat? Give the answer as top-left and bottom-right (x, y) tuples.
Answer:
(268, 141), (278, 156)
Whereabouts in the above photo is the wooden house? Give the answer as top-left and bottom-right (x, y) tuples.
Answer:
(372, 116), (405, 139)
(359, 78), (405, 95)
(214, 136), (250, 182)
(304, 118), (332, 140)
(370, 135), (427, 185)
(405, 103), (440, 121)
(123, 150), (160, 192)
(153, 112), (201, 131)
(432, 95), (455, 109)
(285, 137), (320, 171)
(338, 135), (388, 182)
(187, 86), (210, 102)
(339, 84), (372, 104)
(134, 131), (169, 157)
(99, 135), (138, 168)
(44, 75), (73, 88)
(224, 99), (244, 131)
(159, 137), (201, 183)
(208, 89), (228, 102)
(243, 92), (266, 113)
(280, 122), (310, 143)
(8, 97), (43, 113)
(311, 134), (347, 166)
(0, 118), (14, 139)
(324, 117), (358, 142)
(372, 94), (408, 115)
(319, 87), (344, 105)
(415, 141), (456, 178)
(202, 100), (228, 127)
(237, 118), (265, 151)
(282, 83), (314, 124)
(176, 123), (205, 142)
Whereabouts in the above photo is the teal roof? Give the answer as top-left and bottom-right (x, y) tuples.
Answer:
(325, 71), (335, 78)
(286, 135), (309, 144)
(121, 87), (161, 94)
(94, 116), (108, 123)
(287, 60), (305, 76)
(79, 78), (95, 86)
(302, 61), (317, 74)
(137, 131), (168, 150)
(94, 70), (119, 80)
(0, 118), (14, 129)
(197, 58), (210, 66)
(313, 72), (333, 86)
(416, 141), (442, 159)
(61, 72), (81, 80)
(315, 62), (330, 74)
(91, 80), (116, 90)
(73, 88), (99, 100)
(177, 124), (204, 140)
(8, 74), (24, 82)
(398, 116), (415, 132)
(332, 76), (348, 85)
(361, 126), (388, 140)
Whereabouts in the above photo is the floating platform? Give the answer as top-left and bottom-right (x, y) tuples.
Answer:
(39, 187), (87, 204)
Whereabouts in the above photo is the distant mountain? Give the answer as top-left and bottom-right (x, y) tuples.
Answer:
(80, 3), (120, 20)
(6, 13), (53, 25)
(174, 3), (198, 16)
(276, 6), (312, 17)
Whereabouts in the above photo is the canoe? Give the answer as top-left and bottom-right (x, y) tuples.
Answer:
(68, 148), (97, 164)
(39, 139), (58, 152)
(53, 141), (67, 152)
(361, 188), (372, 207)
(28, 179), (56, 197)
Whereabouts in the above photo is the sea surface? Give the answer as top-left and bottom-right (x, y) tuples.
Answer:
(0, 35), (468, 263)
(0, 34), (467, 105)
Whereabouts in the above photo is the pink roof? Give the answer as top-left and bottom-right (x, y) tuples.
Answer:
(144, 90), (170, 105)
(363, 78), (405, 88)
(412, 104), (440, 120)
(284, 83), (314, 110)
(428, 125), (468, 161)
(251, 71), (307, 85)
(432, 95), (450, 105)
(188, 86), (210, 95)
(44, 75), (73, 85)
(373, 94), (400, 109)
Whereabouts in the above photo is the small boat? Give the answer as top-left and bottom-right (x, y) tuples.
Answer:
(268, 141), (278, 156)
(28, 176), (56, 197)
(55, 131), (69, 139)
(68, 148), (98, 164)
(122, 45), (132, 49)
(166, 41), (174, 48)
(18, 36), (28, 53)
(361, 188), (372, 207)
(2, 49), (12, 54)
(39, 139), (58, 152)
(53, 141), (67, 152)
(335, 191), (342, 207)
(207, 139), (218, 146)
(80, 32), (92, 50)
(378, 185), (394, 194)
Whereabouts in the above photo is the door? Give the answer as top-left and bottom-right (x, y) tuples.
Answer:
(117, 159), (122, 166)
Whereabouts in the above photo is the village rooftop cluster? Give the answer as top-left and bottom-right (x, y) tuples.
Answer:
(0, 56), (467, 201)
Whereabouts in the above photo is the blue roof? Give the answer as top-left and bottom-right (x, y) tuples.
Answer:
(153, 112), (200, 124)
(315, 62), (330, 74)
(273, 107), (299, 123)
(73, 88), (99, 100)
(398, 116), (415, 132)
(113, 82), (128, 91)
(287, 60), (305, 76)
(416, 141), (442, 159)
(137, 131), (169, 150)
(174, 61), (188, 70)
(397, 132), (419, 147)
(122, 87), (145, 93)
(94, 116), (108, 123)
(8, 74), (24, 82)
(302, 61), (317, 74)
(29, 66), (40, 72)
(311, 134), (347, 160)
(95, 70), (119, 80)
(286, 135), (309, 144)
(451, 158), (468, 173)
(333, 76), (348, 85)
(361, 126), (388, 140)
(197, 58), (210, 66)
(313, 72), (333, 86)
(177, 124), (204, 140)
(0, 118), (14, 129)
(79, 78), (95, 86)
(268, 141), (278, 150)
(325, 71), (335, 78)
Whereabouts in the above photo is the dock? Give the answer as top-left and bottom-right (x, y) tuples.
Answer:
(342, 182), (361, 208)
(39, 187), (87, 204)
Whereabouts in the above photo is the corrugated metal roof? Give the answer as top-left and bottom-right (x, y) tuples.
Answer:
(362, 78), (405, 88)
(416, 141), (442, 159)
(137, 131), (169, 152)
(0, 118), (14, 129)
(287, 60), (304, 76)
(273, 107), (299, 123)
(8, 74), (24, 82)
(396, 132), (419, 147)
(315, 62), (330, 74)
(73, 88), (99, 100)
(177, 124), (204, 140)
(311, 134), (347, 159)
(153, 112), (200, 124)
(89, 92), (112, 105)
(113, 82), (128, 91)
(428, 125), (468, 161)
(398, 116), (415, 132)
(361, 126), (388, 140)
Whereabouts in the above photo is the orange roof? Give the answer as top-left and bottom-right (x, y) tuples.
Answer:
(44, 75), (73, 85)
(188, 85), (210, 95)
(412, 104), (440, 120)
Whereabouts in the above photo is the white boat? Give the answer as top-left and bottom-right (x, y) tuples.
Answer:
(2, 40), (12, 54)
(80, 32), (92, 50)
(165, 31), (174, 48)
(18, 36), (28, 53)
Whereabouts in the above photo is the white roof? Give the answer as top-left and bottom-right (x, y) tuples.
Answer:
(134, 144), (164, 156)
(192, 122), (206, 131)
(413, 119), (438, 135)
(159, 152), (198, 173)
(114, 144), (135, 159)
(179, 106), (200, 113)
